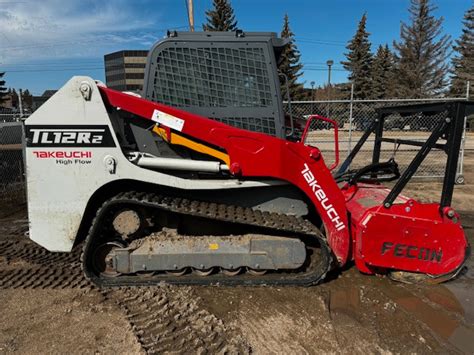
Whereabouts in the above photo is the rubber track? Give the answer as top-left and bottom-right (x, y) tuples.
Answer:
(82, 191), (333, 287)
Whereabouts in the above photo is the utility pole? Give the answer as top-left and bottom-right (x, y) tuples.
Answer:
(326, 60), (333, 117)
(18, 89), (23, 120)
(187, 0), (195, 32)
(310, 81), (315, 114)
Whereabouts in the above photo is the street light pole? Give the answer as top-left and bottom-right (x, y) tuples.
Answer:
(326, 60), (334, 117)
(326, 60), (333, 100)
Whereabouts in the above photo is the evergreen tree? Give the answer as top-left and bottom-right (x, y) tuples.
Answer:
(341, 13), (373, 99)
(371, 45), (396, 99)
(22, 89), (33, 109)
(203, 0), (238, 31)
(10, 88), (18, 108)
(278, 14), (305, 100)
(393, 0), (451, 98)
(450, 4), (474, 97)
(0, 73), (7, 105)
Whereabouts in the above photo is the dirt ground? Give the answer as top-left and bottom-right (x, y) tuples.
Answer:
(1, 155), (474, 354)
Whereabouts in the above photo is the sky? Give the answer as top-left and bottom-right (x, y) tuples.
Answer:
(0, 0), (472, 95)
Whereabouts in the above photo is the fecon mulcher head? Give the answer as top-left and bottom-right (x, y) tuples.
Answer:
(24, 32), (469, 286)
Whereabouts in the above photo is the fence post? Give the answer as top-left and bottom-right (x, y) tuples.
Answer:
(457, 80), (470, 183)
(326, 94), (330, 118)
(347, 83), (355, 156)
(18, 89), (23, 121)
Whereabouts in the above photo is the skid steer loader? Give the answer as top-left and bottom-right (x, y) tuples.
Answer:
(24, 31), (470, 286)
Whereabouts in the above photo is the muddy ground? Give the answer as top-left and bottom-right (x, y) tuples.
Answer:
(1, 155), (474, 354)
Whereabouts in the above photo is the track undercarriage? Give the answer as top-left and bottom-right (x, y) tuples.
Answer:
(82, 191), (333, 287)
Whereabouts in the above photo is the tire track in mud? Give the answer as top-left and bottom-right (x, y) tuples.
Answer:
(196, 286), (343, 354)
(106, 286), (250, 354)
(0, 238), (89, 290)
(0, 236), (249, 354)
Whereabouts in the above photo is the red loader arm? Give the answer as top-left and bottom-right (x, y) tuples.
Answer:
(98, 87), (351, 265)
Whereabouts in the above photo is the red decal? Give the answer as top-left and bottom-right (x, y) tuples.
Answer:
(33, 151), (92, 158)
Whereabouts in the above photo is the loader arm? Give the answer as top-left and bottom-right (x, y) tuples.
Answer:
(99, 86), (351, 265)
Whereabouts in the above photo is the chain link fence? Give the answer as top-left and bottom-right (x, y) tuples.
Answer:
(287, 96), (468, 181)
(0, 108), (26, 209)
(0, 90), (469, 211)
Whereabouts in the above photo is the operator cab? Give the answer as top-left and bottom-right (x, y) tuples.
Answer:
(142, 31), (291, 139)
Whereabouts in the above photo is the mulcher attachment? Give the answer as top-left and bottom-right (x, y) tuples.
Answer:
(336, 101), (472, 282)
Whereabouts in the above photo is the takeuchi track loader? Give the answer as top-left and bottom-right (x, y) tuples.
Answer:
(24, 32), (470, 286)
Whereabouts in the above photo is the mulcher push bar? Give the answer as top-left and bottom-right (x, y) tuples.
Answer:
(337, 101), (473, 208)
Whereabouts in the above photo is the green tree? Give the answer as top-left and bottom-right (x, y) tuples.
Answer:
(8, 88), (19, 108)
(393, 0), (451, 98)
(203, 0), (238, 31)
(22, 89), (33, 109)
(371, 45), (396, 99)
(0, 73), (7, 105)
(341, 13), (373, 99)
(278, 14), (305, 100)
(450, 4), (474, 97)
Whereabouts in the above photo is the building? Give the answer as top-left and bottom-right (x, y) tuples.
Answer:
(1, 89), (55, 113)
(32, 90), (57, 111)
(1, 93), (15, 110)
(104, 50), (148, 92)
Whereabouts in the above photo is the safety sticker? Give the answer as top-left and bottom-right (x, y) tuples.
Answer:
(208, 243), (219, 250)
(151, 110), (185, 132)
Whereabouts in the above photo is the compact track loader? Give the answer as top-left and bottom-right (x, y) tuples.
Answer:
(24, 31), (470, 286)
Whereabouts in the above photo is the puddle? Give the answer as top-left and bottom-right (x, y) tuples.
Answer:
(381, 282), (474, 354)
(445, 282), (474, 324)
(329, 286), (362, 321)
(326, 261), (474, 354)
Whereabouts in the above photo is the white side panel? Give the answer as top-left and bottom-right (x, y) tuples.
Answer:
(25, 77), (281, 252)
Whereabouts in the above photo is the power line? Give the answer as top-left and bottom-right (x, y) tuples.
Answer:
(305, 67), (349, 72)
(2, 39), (111, 51)
(304, 61), (344, 67)
(295, 37), (392, 49)
(296, 37), (346, 45)
(0, 60), (104, 67)
(1, 64), (349, 73)
(296, 39), (346, 47)
(0, 32), (347, 52)
(3, 67), (104, 73)
(0, 26), (189, 51)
